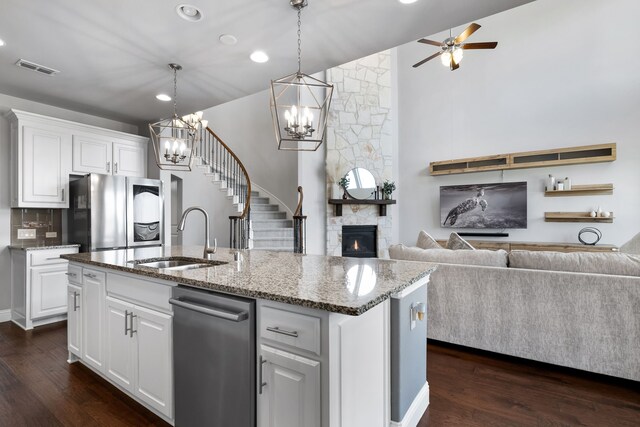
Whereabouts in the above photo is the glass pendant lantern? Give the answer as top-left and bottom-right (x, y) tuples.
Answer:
(149, 63), (197, 170)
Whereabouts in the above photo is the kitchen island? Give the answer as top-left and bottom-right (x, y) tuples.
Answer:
(62, 246), (435, 427)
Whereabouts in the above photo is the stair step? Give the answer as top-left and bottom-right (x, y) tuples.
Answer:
(251, 191), (261, 197)
(251, 211), (286, 220)
(252, 197), (270, 205)
(251, 204), (279, 212)
(251, 219), (293, 228)
(252, 238), (294, 249)
(252, 247), (294, 252)
(252, 228), (294, 239)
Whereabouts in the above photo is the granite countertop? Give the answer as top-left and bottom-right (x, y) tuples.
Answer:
(62, 246), (436, 316)
(9, 244), (81, 251)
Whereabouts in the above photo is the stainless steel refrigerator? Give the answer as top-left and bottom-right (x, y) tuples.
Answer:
(68, 174), (164, 252)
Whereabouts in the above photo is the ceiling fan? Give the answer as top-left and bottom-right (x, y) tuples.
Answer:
(412, 23), (498, 71)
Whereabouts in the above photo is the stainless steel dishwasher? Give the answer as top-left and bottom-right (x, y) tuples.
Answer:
(170, 286), (255, 426)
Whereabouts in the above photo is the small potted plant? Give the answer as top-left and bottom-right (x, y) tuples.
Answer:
(382, 180), (396, 200)
(338, 176), (350, 199)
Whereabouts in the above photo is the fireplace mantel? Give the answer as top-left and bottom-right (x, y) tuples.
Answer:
(328, 199), (396, 217)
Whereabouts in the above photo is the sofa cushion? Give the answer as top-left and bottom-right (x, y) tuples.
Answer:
(620, 232), (640, 255)
(446, 233), (475, 250)
(508, 250), (640, 277)
(416, 230), (443, 250)
(389, 244), (508, 267)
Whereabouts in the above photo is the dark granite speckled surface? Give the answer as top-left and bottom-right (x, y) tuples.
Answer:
(62, 246), (435, 316)
(9, 244), (80, 251)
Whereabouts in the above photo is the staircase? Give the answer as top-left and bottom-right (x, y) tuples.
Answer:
(250, 191), (294, 251)
(194, 127), (294, 251)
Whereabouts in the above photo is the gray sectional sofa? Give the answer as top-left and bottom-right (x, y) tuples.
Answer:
(389, 244), (640, 382)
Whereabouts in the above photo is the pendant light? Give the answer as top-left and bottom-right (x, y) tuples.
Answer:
(270, 0), (333, 151)
(149, 63), (196, 170)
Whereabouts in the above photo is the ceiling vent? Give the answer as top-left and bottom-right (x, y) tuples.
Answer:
(15, 59), (60, 76)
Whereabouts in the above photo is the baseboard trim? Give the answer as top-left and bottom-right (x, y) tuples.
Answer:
(389, 381), (430, 427)
(0, 309), (11, 323)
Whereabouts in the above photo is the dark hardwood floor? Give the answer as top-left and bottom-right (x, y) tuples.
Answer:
(1, 321), (638, 426)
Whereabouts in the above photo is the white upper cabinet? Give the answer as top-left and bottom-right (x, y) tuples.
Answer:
(15, 123), (72, 208)
(8, 110), (148, 208)
(72, 135), (113, 175)
(113, 141), (146, 177)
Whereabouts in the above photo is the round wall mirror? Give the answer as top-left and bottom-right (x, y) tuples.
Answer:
(345, 168), (376, 200)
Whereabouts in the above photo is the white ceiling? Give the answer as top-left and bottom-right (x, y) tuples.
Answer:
(0, 0), (533, 124)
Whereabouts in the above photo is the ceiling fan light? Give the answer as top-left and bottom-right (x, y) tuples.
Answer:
(441, 51), (451, 66)
(452, 47), (463, 64)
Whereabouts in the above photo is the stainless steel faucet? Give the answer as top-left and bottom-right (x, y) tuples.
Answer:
(177, 207), (217, 258)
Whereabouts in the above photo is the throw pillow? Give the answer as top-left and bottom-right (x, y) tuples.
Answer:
(446, 233), (475, 250)
(620, 232), (640, 255)
(416, 230), (443, 250)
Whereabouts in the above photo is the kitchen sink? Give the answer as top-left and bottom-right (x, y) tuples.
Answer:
(130, 257), (227, 271)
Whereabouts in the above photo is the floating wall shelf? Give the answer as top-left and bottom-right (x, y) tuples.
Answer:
(429, 143), (616, 176)
(544, 184), (614, 197)
(544, 212), (614, 223)
(328, 199), (396, 217)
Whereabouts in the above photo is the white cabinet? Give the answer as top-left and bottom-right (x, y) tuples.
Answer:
(67, 284), (83, 357)
(31, 265), (69, 319)
(13, 123), (72, 208)
(82, 268), (106, 373)
(134, 305), (173, 417)
(72, 135), (113, 175)
(105, 296), (136, 391)
(10, 246), (78, 330)
(104, 295), (173, 419)
(259, 345), (320, 427)
(9, 109), (148, 209)
(112, 141), (146, 177)
(72, 136), (147, 177)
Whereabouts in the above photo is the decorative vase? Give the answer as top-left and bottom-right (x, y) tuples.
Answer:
(342, 189), (348, 200)
(331, 184), (340, 200)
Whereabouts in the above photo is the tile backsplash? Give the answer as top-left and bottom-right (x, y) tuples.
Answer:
(11, 208), (63, 247)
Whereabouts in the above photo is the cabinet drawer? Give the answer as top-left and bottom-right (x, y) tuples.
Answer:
(261, 306), (321, 355)
(30, 248), (78, 266)
(106, 272), (172, 313)
(67, 264), (82, 284)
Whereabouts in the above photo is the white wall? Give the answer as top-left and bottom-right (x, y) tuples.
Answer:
(0, 93), (138, 311)
(396, 0), (640, 246)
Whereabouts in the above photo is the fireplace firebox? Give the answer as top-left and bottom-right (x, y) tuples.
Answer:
(342, 225), (377, 258)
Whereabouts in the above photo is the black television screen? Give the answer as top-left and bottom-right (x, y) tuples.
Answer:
(440, 181), (527, 229)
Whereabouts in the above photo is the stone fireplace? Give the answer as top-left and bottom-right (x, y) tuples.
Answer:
(342, 225), (377, 258)
(325, 50), (394, 258)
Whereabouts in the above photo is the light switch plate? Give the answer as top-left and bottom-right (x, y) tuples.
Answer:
(17, 229), (36, 240)
(45, 231), (58, 238)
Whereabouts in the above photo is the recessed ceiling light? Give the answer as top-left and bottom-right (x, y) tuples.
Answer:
(219, 34), (238, 46)
(250, 51), (269, 63)
(0, 39), (5, 47)
(156, 94), (172, 102)
(398, 0), (418, 3)
(176, 4), (203, 22)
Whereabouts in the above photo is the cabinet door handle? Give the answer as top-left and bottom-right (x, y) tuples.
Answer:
(259, 356), (267, 394)
(73, 291), (79, 311)
(129, 313), (137, 337)
(46, 257), (60, 260)
(124, 310), (130, 335)
(83, 273), (97, 279)
(61, 188), (65, 202)
(114, 162), (118, 174)
(65, 272), (77, 277)
(266, 326), (299, 338)
(106, 161), (111, 173)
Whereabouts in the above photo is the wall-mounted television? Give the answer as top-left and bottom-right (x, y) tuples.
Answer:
(440, 181), (527, 229)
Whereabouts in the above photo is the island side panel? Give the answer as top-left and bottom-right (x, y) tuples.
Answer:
(329, 300), (390, 427)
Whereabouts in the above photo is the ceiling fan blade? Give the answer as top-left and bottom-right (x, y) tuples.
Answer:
(412, 51), (443, 68)
(417, 38), (443, 47)
(462, 42), (498, 50)
(454, 23), (481, 44)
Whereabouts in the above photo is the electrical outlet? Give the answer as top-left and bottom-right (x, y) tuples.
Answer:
(45, 231), (57, 238)
(17, 229), (36, 240)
